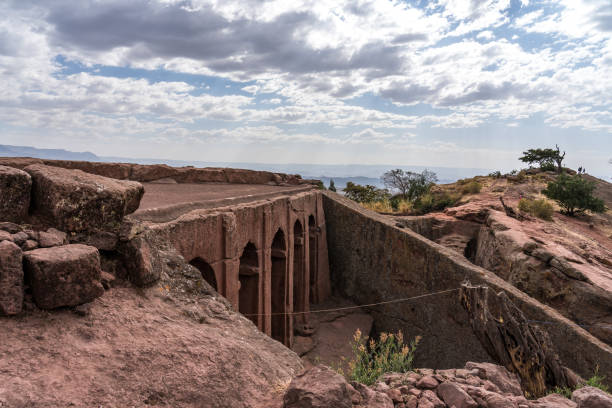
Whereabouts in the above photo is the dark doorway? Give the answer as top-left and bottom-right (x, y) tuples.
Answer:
(190, 258), (217, 291)
(308, 215), (317, 304)
(239, 242), (259, 325)
(271, 229), (288, 343)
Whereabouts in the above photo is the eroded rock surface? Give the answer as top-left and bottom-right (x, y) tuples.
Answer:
(23, 244), (104, 309)
(0, 165), (31, 223)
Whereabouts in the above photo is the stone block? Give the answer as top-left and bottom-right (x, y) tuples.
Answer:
(24, 164), (144, 233)
(0, 165), (31, 223)
(23, 244), (104, 309)
(0, 240), (23, 315)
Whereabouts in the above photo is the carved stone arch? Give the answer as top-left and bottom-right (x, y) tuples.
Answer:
(239, 241), (259, 325)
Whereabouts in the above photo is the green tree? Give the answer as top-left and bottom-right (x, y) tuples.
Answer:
(381, 169), (438, 201)
(343, 182), (390, 203)
(519, 145), (565, 173)
(329, 179), (337, 192)
(542, 174), (605, 216)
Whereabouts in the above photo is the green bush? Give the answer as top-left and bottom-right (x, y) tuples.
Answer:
(345, 329), (420, 386)
(542, 174), (606, 216)
(462, 181), (482, 194)
(518, 198), (554, 221)
(343, 182), (390, 203)
(414, 192), (460, 214)
(551, 365), (609, 398)
(488, 171), (502, 178)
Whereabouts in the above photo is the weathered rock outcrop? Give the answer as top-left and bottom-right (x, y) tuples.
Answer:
(24, 164), (144, 235)
(0, 237), (303, 408)
(572, 386), (612, 407)
(0, 240), (23, 315)
(323, 192), (612, 387)
(283, 365), (355, 408)
(0, 165), (31, 223)
(0, 157), (313, 186)
(399, 199), (612, 346)
(23, 244), (104, 309)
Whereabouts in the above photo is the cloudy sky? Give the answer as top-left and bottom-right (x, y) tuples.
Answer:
(1, 0), (611, 176)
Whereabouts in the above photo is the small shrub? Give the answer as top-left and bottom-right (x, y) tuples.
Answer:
(585, 365), (609, 393)
(488, 171), (502, 178)
(397, 200), (412, 213)
(361, 200), (393, 213)
(550, 365), (609, 398)
(462, 181), (482, 194)
(346, 329), (420, 386)
(518, 198), (554, 221)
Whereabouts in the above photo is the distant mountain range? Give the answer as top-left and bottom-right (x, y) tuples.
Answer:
(0, 144), (493, 187)
(0, 144), (99, 161)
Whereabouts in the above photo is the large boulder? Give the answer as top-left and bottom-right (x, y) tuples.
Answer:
(24, 164), (143, 233)
(0, 241), (23, 315)
(23, 244), (104, 309)
(283, 365), (353, 408)
(572, 386), (612, 407)
(0, 165), (31, 223)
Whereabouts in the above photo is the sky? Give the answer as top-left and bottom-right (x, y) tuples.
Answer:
(1, 0), (611, 177)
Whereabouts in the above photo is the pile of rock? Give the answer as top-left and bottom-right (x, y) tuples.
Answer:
(283, 363), (612, 408)
(0, 163), (141, 316)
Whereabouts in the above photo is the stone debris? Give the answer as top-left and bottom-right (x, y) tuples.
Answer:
(23, 244), (104, 309)
(281, 362), (600, 408)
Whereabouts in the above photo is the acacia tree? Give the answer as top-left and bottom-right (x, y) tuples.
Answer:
(542, 174), (605, 216)
(381, 169), (438, 201)
(343, 182), (390, 203)
(519, 145), (565, 173)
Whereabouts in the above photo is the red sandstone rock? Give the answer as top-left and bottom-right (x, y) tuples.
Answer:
(530, 393), (577, 407)
(0, 230), (12, 242)
(436, 382), (478, 408)
(0, 165), (31, 223)
(23, 244), (104, 309)
(0, 241), (23, 315)
(21, 239), (38, 251)
(24, 164), (144, 233)
(42, 159), (132, 180)
(36, 228), (68, 248)
(283, 365), (353, 408)
(118, 234), (162, 286)
(0, 157), (43, 169)
(100, 271), (115, 290)
(417, 375), (440, 389)
(351, 382), (394, 408)
(571, 386), (612, 407)
(464, 362), (523, 396)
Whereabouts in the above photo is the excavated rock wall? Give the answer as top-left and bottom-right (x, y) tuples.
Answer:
(322, 192), (612, 386)
(129, 190), (332, 347)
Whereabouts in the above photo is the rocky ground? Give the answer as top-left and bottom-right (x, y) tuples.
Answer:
(395, 171), (612, 345)
(0, 240), (302, 408)
(283, 363), (612, 408)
